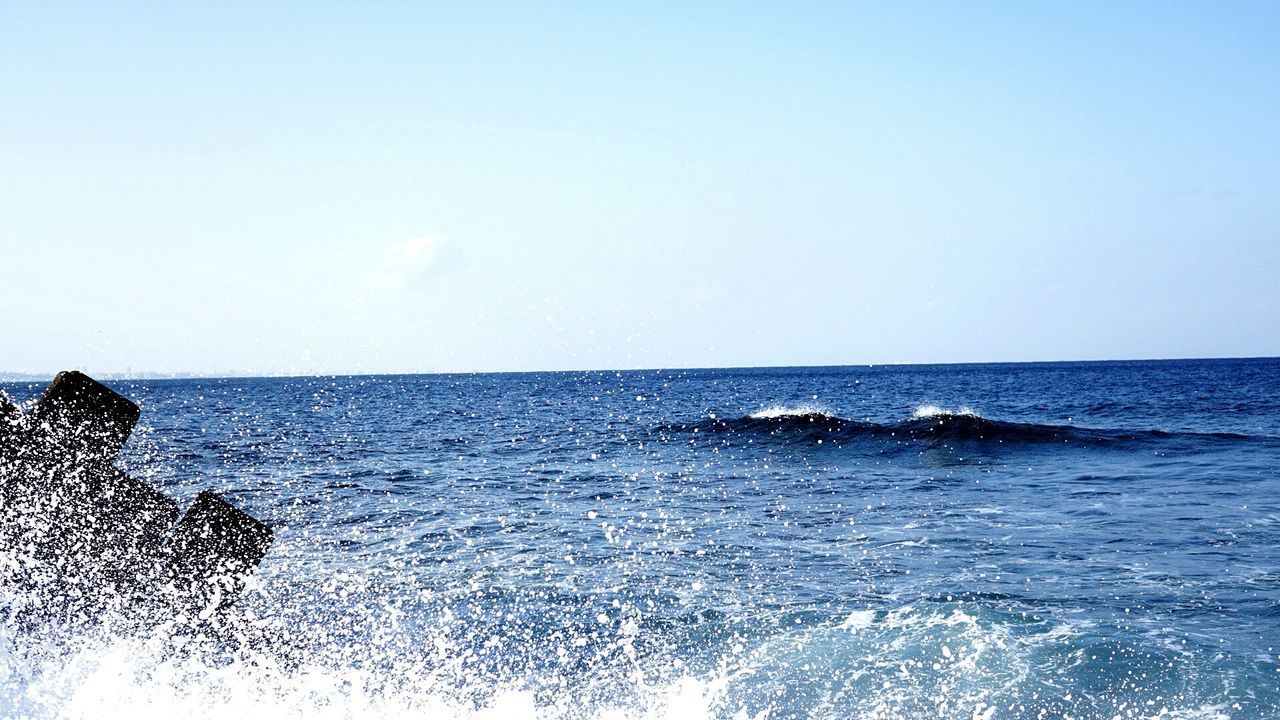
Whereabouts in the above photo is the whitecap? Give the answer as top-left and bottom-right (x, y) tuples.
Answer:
(912, 405), (978, 419)
(749, 405), (829, 420)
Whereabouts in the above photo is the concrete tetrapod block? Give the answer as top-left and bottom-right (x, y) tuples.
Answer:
(76, 467), (182, 587)
(0, 391), (20, 455)
(1, 371), (274, 624)
(165, 491), (274, 612)
(6, 464), (181, 591)
(29, 370), (140, 462)
(2, 374), (169, 564)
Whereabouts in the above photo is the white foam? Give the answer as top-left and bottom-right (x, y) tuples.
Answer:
(0, 631), (757, 720)
(838, 609), (876, 634)
(748, 405), (828, 420)
(912, 405), (978, 420)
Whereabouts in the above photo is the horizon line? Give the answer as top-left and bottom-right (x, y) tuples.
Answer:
(2, 354), (1276, 384)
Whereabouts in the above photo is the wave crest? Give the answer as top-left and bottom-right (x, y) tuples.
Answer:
(912, 405), (978, 420)
(655, 408), (1255, 450)
(749, 405), (831, 420)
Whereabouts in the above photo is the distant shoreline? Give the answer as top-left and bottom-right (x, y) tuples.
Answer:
(0, 371), (220, 383)
(2, 355), (1276, 384)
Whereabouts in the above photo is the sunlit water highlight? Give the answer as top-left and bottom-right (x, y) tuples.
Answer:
(3, 359), (1279, 719)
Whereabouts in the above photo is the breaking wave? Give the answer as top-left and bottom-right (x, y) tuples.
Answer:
(656, 407), (1261, 449)
(748, 405), (831, 420)
(2, 593), (1260, 720)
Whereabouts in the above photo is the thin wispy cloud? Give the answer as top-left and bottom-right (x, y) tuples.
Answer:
(366, 235), (456, 294)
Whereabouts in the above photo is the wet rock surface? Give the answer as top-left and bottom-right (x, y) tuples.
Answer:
(0, 371), (272, 626)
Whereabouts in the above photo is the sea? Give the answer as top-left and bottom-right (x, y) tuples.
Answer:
(2, 358), (1279, 719)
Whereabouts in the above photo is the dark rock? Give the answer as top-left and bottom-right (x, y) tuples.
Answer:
(29, 371), (140, 462)
(165, 491), (274, 613)
(0, 371), (273, 626)
(0, 390), (21, 454)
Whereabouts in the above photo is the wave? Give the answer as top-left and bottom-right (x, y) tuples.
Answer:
(5, 591), (1264, 720)
(661, 409), (875, 440)
(912, 404), (978, 419)
(655, 406), (1262, 450)
(748, 404), (831, 420)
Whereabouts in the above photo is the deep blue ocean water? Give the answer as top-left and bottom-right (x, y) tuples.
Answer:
(3, 358), (1279, 719)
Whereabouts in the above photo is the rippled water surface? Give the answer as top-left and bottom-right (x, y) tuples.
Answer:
(3, 358), (1279, 719)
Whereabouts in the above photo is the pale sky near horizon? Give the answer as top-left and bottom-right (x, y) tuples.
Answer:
(3, 2), (1277, 375)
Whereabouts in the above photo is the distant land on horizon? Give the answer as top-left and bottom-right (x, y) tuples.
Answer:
(2, 356), (1276, 384)
(0, 370), (231, 383)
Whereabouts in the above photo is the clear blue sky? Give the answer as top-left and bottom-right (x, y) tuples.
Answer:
(3, 2), (1277, 375)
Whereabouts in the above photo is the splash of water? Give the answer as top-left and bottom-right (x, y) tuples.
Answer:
(748, 405), (830, 420)
(911, 405), (978, 420)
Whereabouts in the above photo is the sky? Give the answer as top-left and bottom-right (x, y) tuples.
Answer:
(2, 2), (1277, 376)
